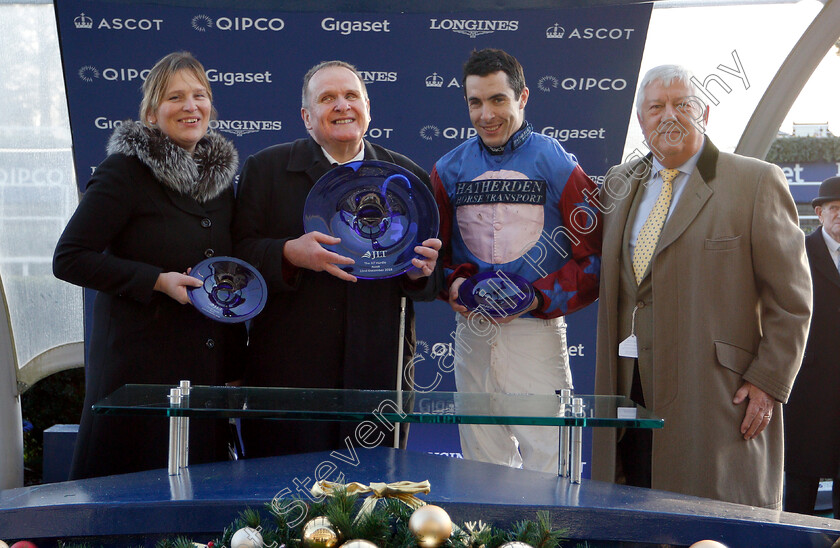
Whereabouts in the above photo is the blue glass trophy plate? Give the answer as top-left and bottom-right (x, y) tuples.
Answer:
(303, 160), (439, 279)
(188, 256), (267, 323)
(458, 271), (535, 318)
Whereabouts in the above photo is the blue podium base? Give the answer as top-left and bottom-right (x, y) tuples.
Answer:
(1, 447), (838, 547)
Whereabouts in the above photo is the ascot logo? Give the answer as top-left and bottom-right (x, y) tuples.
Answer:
(537, 76), (559, 92)
(74, 13), (93, 29)
(78, 65), (100, 82)
(210, 120), (282, 137)
(425, 73), (444, 88)
(191, 14), (285, 31)
(546, 23), (564, 38)
(428, 18), (518, 38)
(74, 13), (163, 31)
(549, 25), (635, 40)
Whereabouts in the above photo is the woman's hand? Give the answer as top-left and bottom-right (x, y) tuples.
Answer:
(154, 271), (203, 304)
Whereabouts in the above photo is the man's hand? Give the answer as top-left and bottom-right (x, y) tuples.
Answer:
(493, 295), (539, 325)
(154, 271), (203, 304)
(284, 231), (357, 282)
(733, 380), (775, 440)
(448, 277), (470, 316)
(407, 238), (442, 281)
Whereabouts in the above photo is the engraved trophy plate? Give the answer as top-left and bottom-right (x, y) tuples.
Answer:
(303, 160), (439, 279)
(188, 256), (267, 323)
(457, 270), (535, 318)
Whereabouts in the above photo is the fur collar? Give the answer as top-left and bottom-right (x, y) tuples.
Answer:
(106, 121), (238, 203)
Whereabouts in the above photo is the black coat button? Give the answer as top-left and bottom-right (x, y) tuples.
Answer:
(205, 338), (215, 349)
(201, 218), (212, 228)
(204, 248), (214, 258)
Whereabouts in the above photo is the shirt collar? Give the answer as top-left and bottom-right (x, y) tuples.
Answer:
(480, 121), (533, 156)
(820, 224), (840, 250)
(651, 146), (703, 179)
(322, 145), (365, 166)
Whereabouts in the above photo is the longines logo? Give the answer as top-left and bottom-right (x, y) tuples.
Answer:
(191, 14), (285, 32)
(428, 18), (518, 38)
(545, 23), (635, 40)
(210, 120), (282, 136)
(74, 12), (163, 31)
(419, 125), (476, 141)
(359, 71), (397, 84)
(321, 17), (390, 35)
(536, 75), (627, 92)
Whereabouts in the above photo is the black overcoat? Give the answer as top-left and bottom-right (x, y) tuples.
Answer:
(232, 137), (441, 458)
(785, 227), (840, 477)
(53, 124), (245, 479)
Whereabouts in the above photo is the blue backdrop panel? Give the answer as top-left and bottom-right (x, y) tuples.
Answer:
(55, 1), (651, 474)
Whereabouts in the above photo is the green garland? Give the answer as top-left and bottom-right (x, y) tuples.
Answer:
(148, 490), (570, 548)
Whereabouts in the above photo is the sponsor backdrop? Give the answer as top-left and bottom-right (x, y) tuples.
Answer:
(56, 0), (651, 475)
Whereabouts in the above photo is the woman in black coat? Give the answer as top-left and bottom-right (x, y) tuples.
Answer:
(53, 51), (245, 479)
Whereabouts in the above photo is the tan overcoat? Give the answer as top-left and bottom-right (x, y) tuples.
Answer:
(592, 138), (812, 508)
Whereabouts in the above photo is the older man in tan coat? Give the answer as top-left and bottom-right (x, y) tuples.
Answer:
(591, 65), (811, 508)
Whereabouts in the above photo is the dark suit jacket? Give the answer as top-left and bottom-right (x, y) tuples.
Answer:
(232, 137), (440, 457)
(785, 227), (840, 477)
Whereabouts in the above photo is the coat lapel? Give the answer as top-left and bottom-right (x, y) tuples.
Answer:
(808, 228), (840, 289)
(655, 138), (716, 257)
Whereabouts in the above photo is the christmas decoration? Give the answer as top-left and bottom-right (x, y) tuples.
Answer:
(0, 541), (8, 548)
(10, 542), (37, 548)
(408, 504), (452, 547)
(312, 479), (430, 522)
(302, 516), (341, 548)
(338, 541), (378, 548)
(499, 543), (535, 548)
(231, 526), (264, 548)
(689, 542), (728, 548)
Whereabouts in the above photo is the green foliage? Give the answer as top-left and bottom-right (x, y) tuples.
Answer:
(203, 488), (570, 548)
(766, 136), (840, 163)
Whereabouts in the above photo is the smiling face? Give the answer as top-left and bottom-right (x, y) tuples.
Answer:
(301, 66), (371, 162)
(637, 78), (708, 168)
(465, 71), (528, 149)
(148, 70), (211, 154)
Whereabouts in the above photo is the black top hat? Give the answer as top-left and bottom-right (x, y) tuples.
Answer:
(812, 176), (840, 208)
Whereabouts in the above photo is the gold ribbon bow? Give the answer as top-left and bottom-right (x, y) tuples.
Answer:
(311, 480), (431, 521)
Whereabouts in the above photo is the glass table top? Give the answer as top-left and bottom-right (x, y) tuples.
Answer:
(92, 385), (663, 429)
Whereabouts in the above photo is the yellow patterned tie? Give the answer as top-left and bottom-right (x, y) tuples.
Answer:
(633, 168), (679, 284)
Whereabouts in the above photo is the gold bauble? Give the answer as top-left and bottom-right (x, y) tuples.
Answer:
(499, 543), (534, 548)
(407, 504), (453, 548)
(302, 516), (341, 548)
(689, 542), (728, 548)
(338, 541), (378, 548)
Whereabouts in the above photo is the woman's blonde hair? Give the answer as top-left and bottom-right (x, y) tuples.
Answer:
(139, 51), (214, 127)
